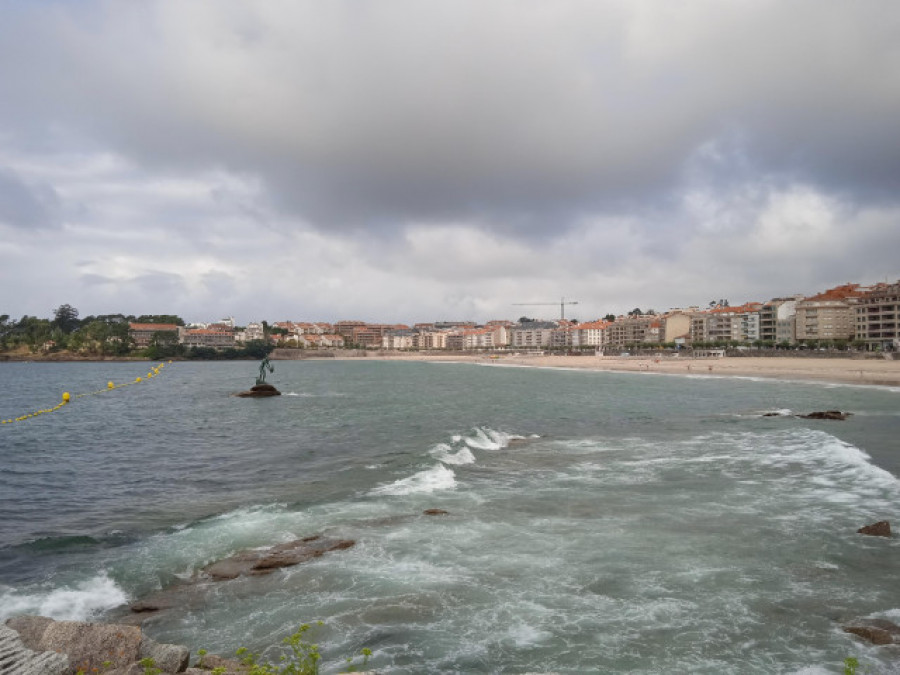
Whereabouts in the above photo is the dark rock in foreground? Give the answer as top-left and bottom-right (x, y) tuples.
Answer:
(797, 410), (851, 420)
(857, 520), (891, 537)
(235, 383), (281, 398)
(423, 508), (449, 516)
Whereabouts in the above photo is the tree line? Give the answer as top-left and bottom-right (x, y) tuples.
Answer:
(0, 305), (271, 360)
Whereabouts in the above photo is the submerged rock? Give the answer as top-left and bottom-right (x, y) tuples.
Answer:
(423, 508), (449, 516)
(857, 520), (891, 537)
(797, 410), (851, 420)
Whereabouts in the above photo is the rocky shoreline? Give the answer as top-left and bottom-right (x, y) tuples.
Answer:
(2, 518), (894, 673)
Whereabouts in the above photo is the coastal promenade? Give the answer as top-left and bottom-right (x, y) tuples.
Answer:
(337, 352), (900, 388)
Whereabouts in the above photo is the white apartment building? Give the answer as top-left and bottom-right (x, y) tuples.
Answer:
(509, 322), (557, 349)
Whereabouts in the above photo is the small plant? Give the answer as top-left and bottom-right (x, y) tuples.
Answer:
(844, 656), (859, 675)
(344, 647), (373, 672)
(139, 657), (162, 675)
(235, 622), (326, 675)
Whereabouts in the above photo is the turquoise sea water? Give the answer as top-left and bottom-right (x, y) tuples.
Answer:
(1, 359), (899, 674)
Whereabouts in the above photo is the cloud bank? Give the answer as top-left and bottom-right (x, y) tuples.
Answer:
(1, 1), (898, 323)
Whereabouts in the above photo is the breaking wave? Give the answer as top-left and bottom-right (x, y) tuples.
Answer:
(0, 572), (127, 622)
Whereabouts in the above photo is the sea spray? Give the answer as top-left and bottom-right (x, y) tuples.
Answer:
(0, 571), (127, 622)
(369, 464), (457, 496)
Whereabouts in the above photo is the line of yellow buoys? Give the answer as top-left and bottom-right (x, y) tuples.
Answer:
(1, 361), (171, 425)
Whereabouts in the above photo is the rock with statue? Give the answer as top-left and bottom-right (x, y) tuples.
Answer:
(236, 355), (281, 397)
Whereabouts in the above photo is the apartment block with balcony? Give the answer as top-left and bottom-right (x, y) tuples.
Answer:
(604, 315), (658, 348)
(509, 322), (557, 349)
(795, 284), (864, 343)
(759, 298), (801, 344)
(128, 323), (179, 349)
(179, 326), (236, 349)
(856, 281), (900, 350)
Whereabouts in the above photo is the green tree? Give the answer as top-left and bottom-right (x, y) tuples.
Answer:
(52, 304), (80, 333)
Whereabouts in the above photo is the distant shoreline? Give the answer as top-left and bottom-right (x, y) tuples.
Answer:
(4, 350), (900, 388)
(336, 352), (900, 388)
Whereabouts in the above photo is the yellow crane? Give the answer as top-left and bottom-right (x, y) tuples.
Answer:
(513, 297), (579, 321)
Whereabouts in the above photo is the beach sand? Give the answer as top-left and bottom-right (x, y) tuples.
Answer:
(336, 352), (900, 387)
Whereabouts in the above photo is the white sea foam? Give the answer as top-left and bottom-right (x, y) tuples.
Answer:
(463, 427), (521, 450)
(0, 572), (127, 622)
(369, 464), (457, 496)
(429, 443), (476, 465)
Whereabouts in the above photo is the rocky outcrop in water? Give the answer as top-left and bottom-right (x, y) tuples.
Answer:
(121, 535), (355, 624)
(203, 535), (355, 580)
(843, 618), (900, 645)
(235, 383), (281, 398)
(797, 410), (851, 420)
(857, 520), (891, 537)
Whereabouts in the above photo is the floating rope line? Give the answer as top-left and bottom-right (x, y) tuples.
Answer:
(1, 361), (171, 424)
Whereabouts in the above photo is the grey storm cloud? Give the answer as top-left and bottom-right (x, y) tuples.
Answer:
(0, 168), (61, 230)
(1, 1), (898, 324)
(2, 1), (899, 239)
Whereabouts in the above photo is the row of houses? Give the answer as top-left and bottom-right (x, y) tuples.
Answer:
(127, 280), (900, 353)
(372, 281), (899, 352)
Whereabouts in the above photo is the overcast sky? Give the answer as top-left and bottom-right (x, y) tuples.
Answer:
(2, 1), (899, 325)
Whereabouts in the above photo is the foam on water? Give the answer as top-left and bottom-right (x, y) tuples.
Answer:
(368, 464), (457, 496)
(462, 426), (522, 450)
(0, 572), (127, 622)
(428, 443), (476, 465)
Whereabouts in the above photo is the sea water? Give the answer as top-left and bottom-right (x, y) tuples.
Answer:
(1, 359), (899, 674)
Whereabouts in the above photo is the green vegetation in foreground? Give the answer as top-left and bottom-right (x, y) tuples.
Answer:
(230, 623), (370, 675)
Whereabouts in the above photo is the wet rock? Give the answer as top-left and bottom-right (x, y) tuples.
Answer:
(423, 509), (449, 516)
(189, 653), (250, 673)
(0, 622), (68, 675)
(6, 616), (143, 673)
(203, 536), (355, 580)
(797, 410), (851, 420)
(844, 625), (894, 645)
(141, 636), (190, 673)
(857, 520), (891, 537)
(235, 384), (281, 398)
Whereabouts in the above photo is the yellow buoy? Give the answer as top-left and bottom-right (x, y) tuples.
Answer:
(108, 381), (114, 389)
(135, 377), (142, 383)
(62, 392), (71, 404)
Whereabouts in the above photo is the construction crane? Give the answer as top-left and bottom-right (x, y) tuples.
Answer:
(513, 297), (579, 321)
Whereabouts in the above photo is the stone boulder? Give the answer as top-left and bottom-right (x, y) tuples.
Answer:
(0, 622), (68, 675)
(423, 509), (449, 516)
(3, 616), (183, 674)
(797, 410), (851, 420)
(857, 520), (891, 537)
(141, 636), (190, 673)
(186, 653), (250, 673)
(235, 384), (281, 398)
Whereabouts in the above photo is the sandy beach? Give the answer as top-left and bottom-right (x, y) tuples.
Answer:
(340, 352), (900, 388)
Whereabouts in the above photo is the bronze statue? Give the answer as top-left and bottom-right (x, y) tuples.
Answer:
(256, 356), (274, 385)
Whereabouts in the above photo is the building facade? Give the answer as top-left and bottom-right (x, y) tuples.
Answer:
(856, 281), (900, 350)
